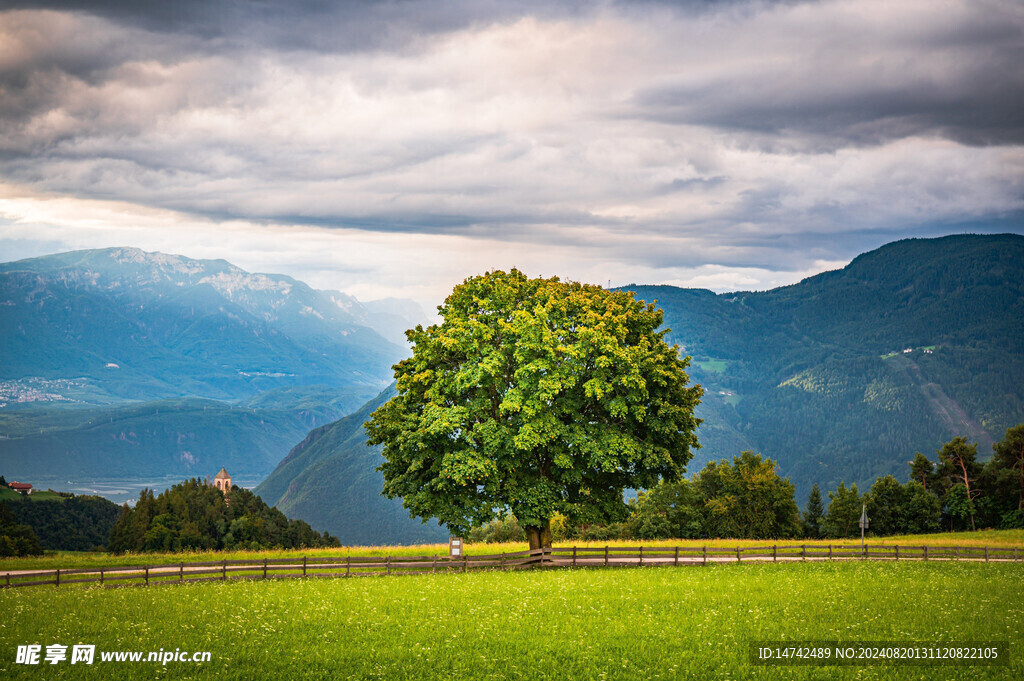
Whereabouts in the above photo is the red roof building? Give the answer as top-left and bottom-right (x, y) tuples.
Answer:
(8, 481), (32, 495)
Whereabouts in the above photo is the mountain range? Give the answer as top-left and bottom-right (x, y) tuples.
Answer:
(0, 248), (425, 480)
(2, 235), (1021, 544)
(638, 233), (1024, 497)
(255, 385), (447, 545)
(255, 233), (1024, 543)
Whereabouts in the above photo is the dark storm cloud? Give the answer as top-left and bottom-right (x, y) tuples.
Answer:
(5, 0), (587, 51)
(631, 3), (1024, 148)
(0, 0), (1022, 292)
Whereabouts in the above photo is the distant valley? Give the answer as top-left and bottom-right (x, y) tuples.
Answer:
(0, 248), (425, 482)
(257, 234), (1024, 543)
(3, 235), (1022, 545)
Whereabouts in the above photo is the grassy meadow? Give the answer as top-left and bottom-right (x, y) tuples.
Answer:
(1, 560), (1021, 680)
(2, 528), (1022, 572)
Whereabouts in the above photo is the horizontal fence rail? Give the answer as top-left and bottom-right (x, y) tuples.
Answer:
(2, 544), (1020, 590)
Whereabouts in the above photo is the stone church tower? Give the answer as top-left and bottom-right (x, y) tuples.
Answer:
(214, 467), (232, 493)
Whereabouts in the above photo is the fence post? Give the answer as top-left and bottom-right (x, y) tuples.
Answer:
(828, 544), (832, 560)
(387, 555), (391, 575)
(639, 546), (643, 566)
(895, 545), (899, 561)
(145, 567), (149, 586)
(573, 546), (577, 568)
(303, 556), (307, 577)
(955, 546), (959, 561)
(801, 545), (806, 562)
(180, 562), (184, 582)
(863, 544), (867, 560)
(501, 552), (506, 570)
(772, 545), (777, 562)
(263, 558), (267, 579)
(55, 568), (60, 587)
(736, 546), (741, 563)
(985, 547), (989, 563)
(346, 556), (350, 578)
(703, 545), (707, 565)
(923, 545), (928, 561)
(100, 568), (104, 586)
(1015, 548), (1018, 562)
(674, 547), (679, 566)
(604, 546), (609, 567)
(432, 554), (437, 574)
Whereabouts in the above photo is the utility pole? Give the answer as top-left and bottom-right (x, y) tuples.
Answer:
(859, 503), (869, 549)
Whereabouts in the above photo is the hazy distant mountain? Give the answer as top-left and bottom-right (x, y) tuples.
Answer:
(0, 248), (428, 482)
(637, 233), (1024, 498)
(255, 385), (448, 545)
(261, 234), (1024, 543)
(0, 247), (418, 404)
(0, 386), (379, 481)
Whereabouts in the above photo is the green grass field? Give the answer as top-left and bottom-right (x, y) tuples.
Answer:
(1, 561), (1021, 680)
(2, 529), (1021, 572)
(0, 488), (66, 503)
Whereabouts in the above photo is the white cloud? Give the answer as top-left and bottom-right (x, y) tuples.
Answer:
(0, 0), (1021, 297)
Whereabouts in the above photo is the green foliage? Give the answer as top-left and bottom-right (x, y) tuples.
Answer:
(802, 484), (824, 539)
(937, 436), (982, 530)
(822, 482), (862, 539)
(626, 477), (705, 540)
(6, 494), (121, 551)
(900, 481), (942, 535)
(909, 452), (935, 491)
(696, 452), (801, 539)
(862, 475), (941, 537)
(942, 484), (976, 533)
(107, 479), (339, 554)
(0, 501), (42, 556)
(622, 452), (799, 540)
(366, 270), (702, 547)
(466, 516), (526, 543)
(991, 423), (1024, 512)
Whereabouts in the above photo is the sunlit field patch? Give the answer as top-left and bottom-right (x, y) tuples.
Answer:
(3, 528), (1022, 572)
(1, 561), (1021, 680)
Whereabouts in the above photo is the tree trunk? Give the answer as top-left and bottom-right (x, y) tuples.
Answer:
(524, 519), (553, 550)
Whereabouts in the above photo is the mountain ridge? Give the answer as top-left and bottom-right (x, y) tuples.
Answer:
(259, 233), (1024, 543)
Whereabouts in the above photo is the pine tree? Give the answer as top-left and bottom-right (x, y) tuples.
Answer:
(802, 484), (824, 539)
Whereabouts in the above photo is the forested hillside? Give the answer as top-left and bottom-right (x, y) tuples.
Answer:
(260, 234), (1023, 543)
(255, 386), (448, 546)
(634, 233), (1024, 496)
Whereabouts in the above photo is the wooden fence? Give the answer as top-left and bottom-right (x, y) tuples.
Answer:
(2, 544), (1021, 590)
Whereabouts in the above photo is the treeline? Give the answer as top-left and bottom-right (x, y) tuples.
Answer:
(108, 478), (341, 553)
(0, 502), (41, 556)
(469, 424), (1024, 542)
(8, 494), (122, 551)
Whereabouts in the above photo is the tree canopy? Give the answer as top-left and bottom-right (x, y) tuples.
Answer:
(107, 479), (339, 553)
(365, 270), (703, 548)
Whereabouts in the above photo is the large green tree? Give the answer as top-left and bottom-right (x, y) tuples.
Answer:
(991, 424), (1024, 512)
(822, 482), (862, 539)
(937, 437), (981, 531)
(802, 484), (824, 539)
(697, 452), (801, 539)
(365, 270), (703, 549)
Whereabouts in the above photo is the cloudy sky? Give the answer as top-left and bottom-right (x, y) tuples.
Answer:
(0, 0), (1021, 307)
